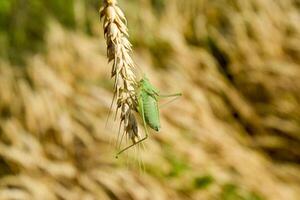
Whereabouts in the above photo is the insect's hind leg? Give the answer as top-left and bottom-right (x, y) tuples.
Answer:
(159, 93), (182, 109)
(159, 92), (182, 98)
(115, 134), (148, 158)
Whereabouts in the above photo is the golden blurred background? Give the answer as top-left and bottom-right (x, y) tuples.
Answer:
(0, 0), (300, 199)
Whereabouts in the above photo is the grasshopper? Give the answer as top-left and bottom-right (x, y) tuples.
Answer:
(116, 76), (182, 157)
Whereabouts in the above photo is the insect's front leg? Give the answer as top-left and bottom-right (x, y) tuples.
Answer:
(115, 95), (149, 157)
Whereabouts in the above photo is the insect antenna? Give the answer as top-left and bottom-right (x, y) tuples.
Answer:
(130, 57), (143, 80)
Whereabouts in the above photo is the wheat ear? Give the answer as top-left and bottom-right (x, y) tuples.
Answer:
(100, 0), (139, 146)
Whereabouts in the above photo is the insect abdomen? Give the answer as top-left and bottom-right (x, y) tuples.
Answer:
(142, 93), (160, 131)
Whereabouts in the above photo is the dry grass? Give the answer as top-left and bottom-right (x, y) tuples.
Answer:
(0, 0), (300, 200)
(100, 0), (140, 149)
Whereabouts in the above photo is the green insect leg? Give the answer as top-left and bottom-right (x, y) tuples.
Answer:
(115, 96), (149, 158)
(159, 92), (182, 98)
(158, 92), (182, 109)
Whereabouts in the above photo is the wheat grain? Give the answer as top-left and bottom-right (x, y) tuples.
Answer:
(100, 0), (139, 146)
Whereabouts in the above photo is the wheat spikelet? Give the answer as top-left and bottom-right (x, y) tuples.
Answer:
(99, 0), (139, 145)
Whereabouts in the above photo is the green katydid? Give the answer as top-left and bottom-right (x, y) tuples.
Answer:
(116, 76), (182, 157)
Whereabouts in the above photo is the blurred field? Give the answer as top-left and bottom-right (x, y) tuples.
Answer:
(1, 0), (300, 199)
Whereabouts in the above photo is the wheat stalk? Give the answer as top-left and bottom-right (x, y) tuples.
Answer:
(100, 0), (139, 145)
